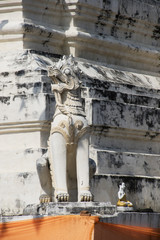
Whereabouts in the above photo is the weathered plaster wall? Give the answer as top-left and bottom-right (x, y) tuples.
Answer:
(0, 0), (160, 213)
(1, 0), (160, 73)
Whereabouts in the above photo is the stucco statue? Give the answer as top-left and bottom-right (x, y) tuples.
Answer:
(37, 55), (93, 203)
(117, 182), (133, 211)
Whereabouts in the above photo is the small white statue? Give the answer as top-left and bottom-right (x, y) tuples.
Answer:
(117, 182), (133, 211)
(38, 55), (93, 203)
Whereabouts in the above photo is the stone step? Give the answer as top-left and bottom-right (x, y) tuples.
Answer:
(92, 149), (160, 177)
(84, 76), (160, 99)
(86, 88), (160, 108)
(91, 99), (160, 132)
(90, 127), (160, 155)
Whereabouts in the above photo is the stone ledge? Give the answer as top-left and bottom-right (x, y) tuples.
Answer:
(23, 202), (116, 216)
(94, 149), (160, 177)
(91, 99), (160, 132)
(100, 212), (160, 228)
(1, 212), (160, 229)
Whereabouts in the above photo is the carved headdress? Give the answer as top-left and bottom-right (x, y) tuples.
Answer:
(48, 55), (79, 88)
(48, 55), (85, 117)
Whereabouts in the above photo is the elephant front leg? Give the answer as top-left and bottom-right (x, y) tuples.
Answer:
(76, 134), (93, 202)
(49, 133), (69, 202)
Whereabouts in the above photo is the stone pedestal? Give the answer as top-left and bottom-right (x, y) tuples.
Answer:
(117, 206), (134, 212)
(23, 202), (116, 216)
